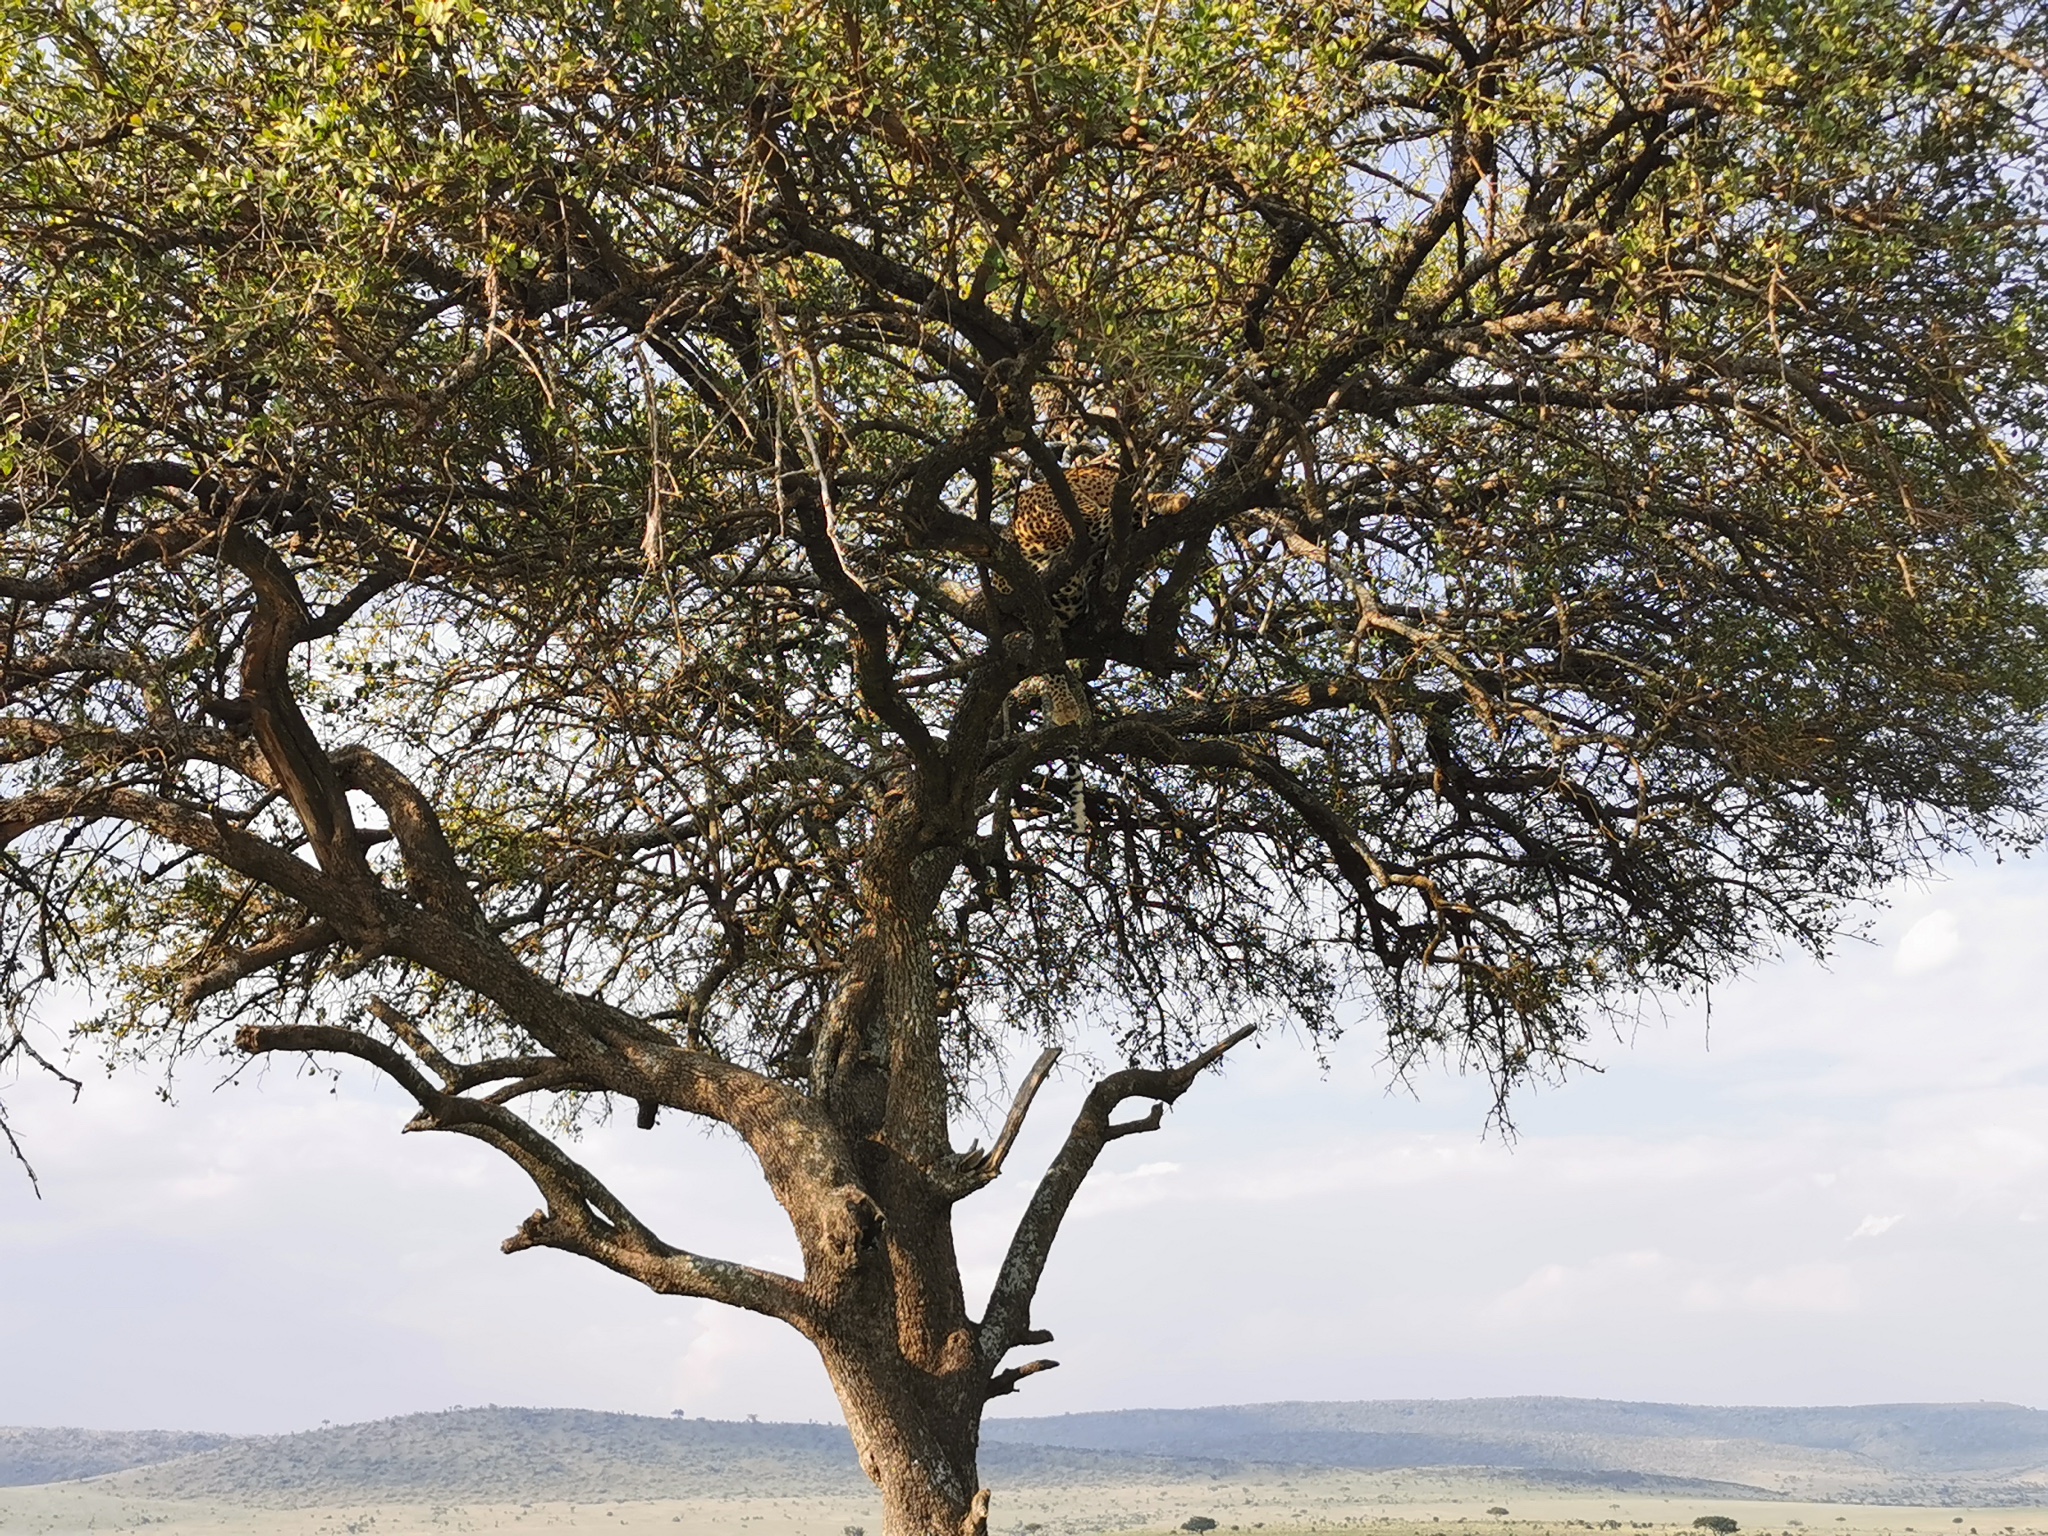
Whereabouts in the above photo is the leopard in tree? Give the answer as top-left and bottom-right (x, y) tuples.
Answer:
(956, 462), (1188, 728)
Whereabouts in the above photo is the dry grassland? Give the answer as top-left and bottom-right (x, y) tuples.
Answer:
(3, 1470), (2045, 1536)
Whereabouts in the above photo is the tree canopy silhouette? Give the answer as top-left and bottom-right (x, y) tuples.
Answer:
(2, 0), (2044, 1529)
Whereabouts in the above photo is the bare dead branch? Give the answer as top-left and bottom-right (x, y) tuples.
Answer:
(1104, 1103), (1164, 1140)
(977, 1025), (1258, 1368)
(939, 1044), (1060, 1198)
(985, 1357), (1059, 1399)
(0, 1023), (81, 1196)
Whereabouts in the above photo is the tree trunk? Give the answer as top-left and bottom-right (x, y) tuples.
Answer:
(820, 1339), (987, 1536)
(801, 809), (992, 1536)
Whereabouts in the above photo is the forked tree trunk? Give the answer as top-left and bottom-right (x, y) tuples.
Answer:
(216, 792), (1248, 1536)
(781, 855), (1245, 1535)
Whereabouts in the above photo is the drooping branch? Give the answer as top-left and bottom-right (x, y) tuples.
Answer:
(977, 1025), (1257, 1373)
(0, 780), (629, 1079)
(0, 1023), (81, 1196)
(0, 786), (339, 912)
(0, 772), (879, 1301)
(235, 1020), (813, 1322)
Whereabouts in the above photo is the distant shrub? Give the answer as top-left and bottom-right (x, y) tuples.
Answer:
(1694, 1517), (1739, 1533)
(1488, 1509), (1510, 1517)
(1184, 1518), (1219, 1532)
(844, 1526), (864, 1536)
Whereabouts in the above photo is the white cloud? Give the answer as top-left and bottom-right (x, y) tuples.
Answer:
(1850, 1213), (1903, 1239)
(1483, 1253), (1861, 1328)
(1068, 1158), (1186, 1217)
(1484, 1250), (1668, 1324)
(1894, 908), (1962, 975)
(1681, 1264), (1860, 1315)
(1881, 1122), (2048, 1196)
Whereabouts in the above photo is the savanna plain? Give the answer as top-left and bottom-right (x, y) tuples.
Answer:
(2, 1479), (2044, 1536)
(3, 1402), (2044, 1536)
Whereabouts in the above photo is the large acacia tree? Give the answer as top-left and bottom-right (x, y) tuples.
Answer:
(2, 0), (2046, 1527)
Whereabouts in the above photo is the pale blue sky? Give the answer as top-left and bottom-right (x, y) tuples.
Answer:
(1, 853), (2043, 1432)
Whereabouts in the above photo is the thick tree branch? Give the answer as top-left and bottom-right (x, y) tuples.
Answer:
(977, 1025), (1257, 1371)
(0, 783), (881, 1292)
(216, 530), (375, 896)
(0, 786), (338, 910)
(332, 745), (488, 931)
(984, 1357), (1058, 1399)
(235, 1021), (813, 1322)
(785, 489), (942, 767)
(179, 921), (337, 1006)
(779, 218), (1034, 361)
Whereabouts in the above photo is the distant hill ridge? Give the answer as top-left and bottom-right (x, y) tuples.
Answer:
(0, 1426), (232, 1488)
(109, 1408), (869, 1505)
(3, 1398), (2044, 1506)
(984, 1397), (2048, 1471)
(983, 1398), (2048, 1499)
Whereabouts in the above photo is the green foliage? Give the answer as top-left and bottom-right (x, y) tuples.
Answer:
(0, 0), (2043, 1108)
